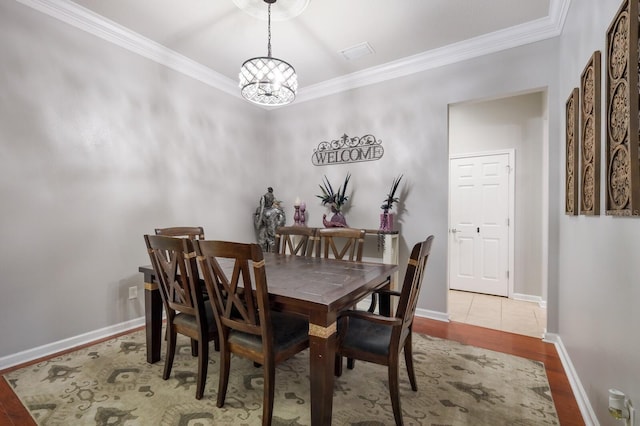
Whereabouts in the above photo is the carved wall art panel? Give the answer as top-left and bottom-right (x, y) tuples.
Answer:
(565, 88), (579, 215)
(605, 0), (640, 215)
(580, 51), (601, 215)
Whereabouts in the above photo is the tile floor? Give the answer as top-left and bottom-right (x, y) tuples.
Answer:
(448, 290), (547, 338)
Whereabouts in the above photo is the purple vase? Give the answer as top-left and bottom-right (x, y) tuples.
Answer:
(323, 209), (348, 227)
(379, 212), (394, 231)
(330, 212), (348, 226)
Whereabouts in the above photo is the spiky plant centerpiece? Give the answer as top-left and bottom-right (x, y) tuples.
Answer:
(380, 174), (403, 232)
(317, 173), (351, 227)
(381, 174), (403, 212)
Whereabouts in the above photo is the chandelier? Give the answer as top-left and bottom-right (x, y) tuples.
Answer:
(239, 0), (298, 106)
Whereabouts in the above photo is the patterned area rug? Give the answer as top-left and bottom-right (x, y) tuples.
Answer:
(4, 330), (558, 425)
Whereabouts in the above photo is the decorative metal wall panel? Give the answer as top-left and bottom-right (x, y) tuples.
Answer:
(580, 51), (601, 215)
(311, 134), (384, 166)
(565, 88), (579, 215)
(606, 0), (640, 216)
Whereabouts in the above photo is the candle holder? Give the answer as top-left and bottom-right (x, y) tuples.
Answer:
(299, 202), (306, 226)
(293, 205), (301, 225)
(293, 197), (302, 226)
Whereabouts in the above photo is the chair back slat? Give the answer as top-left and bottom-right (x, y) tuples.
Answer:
(316, 227), (365, 261)
(144, 235), (202, 317)
(274, 226), (317, 256)
(195, 240), (271, 339)
(155, 226), (205, 240)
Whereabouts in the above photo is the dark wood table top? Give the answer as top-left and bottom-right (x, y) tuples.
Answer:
(140, 252), (398, 316)
(265, 253), (397, 315)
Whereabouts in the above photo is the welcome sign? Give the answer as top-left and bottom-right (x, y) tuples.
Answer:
(312, 134), (384, 166)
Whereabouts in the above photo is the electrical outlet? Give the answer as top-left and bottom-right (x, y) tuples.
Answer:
(609, 389), (636, 426)
(128, 286), (138, 300)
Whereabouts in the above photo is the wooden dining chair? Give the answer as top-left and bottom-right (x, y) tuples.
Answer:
(316, 227), (365, 261)
(194, 240), (309, 426)
(274, 226), (317, 256)
(154, 226), (205, 240)
(334, 235), (434, 426)
(155, 226), (207, 355)
(144, 234), (218, 400)
(316, 227), (367, 369)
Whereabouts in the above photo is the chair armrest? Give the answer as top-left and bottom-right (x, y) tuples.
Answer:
(367, 288), (401, 313)
(339, 310), (402, 326)
(373, 288), (401, 298)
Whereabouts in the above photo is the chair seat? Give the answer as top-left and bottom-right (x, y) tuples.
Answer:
(340, 316), (392, 357)
(228, 311), (308, 353)
(174, 303), (217, 335)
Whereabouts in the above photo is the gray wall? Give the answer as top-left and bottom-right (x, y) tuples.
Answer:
(556, 0), (640, 423)
(0, 0), (266, 357)
(2, 0), (640, 424)
(266, 41), (560, 324)
(449, 93), (545, 298)
(2, 0), (561, 354)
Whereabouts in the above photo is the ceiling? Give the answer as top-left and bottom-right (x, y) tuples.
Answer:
(26, 0), (568, 103)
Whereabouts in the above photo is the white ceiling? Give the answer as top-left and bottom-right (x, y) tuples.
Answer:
(22, 0), (568, 103)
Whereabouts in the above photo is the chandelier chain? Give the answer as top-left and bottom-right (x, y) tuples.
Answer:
(267, 3), (272, 58)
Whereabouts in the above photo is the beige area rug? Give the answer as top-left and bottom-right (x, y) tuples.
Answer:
(4, 330), (558, 425)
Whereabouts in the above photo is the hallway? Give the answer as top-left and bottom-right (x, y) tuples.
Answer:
(448, 290), (546, 338)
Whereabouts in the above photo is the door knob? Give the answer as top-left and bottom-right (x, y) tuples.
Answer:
(450, 228), (458, 233)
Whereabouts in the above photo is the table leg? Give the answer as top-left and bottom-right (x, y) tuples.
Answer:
(144, 282), (162, 364)
(308, 320), (337, 426)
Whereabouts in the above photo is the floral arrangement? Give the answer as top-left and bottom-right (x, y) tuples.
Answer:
(381, 174), (403, 213)
(317, 173), (351, 213)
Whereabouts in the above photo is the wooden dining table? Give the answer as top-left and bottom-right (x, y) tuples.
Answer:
(139, 252), (398, 426)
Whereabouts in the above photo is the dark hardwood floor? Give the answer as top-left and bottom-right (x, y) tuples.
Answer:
(0, 318), (584, 425)
(412, 318), (584, 425)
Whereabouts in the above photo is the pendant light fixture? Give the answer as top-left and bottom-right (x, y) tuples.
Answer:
(239, 0), (297, 106)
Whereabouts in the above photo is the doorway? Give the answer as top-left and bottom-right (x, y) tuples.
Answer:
(449, 151), (514, 297)
(447, 92), (547, 337)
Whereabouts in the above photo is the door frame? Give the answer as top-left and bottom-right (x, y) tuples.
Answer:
(448, 149), (516, 298)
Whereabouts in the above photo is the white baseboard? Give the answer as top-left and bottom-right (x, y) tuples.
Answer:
(415, 308), (450, 322)
(0, 317), (145, 371)
(513, 292), (547, 308)
(543, 332), (599, 426)
(356, 301), (450, 323)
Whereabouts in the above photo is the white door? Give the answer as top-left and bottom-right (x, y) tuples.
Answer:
(449, 152), (512, 296)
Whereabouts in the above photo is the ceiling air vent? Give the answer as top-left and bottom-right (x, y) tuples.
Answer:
(339, 42), (374, 61)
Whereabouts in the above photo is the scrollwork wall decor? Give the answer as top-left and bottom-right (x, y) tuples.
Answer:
(580, 51), (601, 215)
(565, 88), (579, 215)
(605, 0), (640, 216)
(311, 133), (384, 166)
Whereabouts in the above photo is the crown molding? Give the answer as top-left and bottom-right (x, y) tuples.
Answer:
(16, 0), (240, 99)
(297, 0), (571, 103)
(17, 0), (570, 107)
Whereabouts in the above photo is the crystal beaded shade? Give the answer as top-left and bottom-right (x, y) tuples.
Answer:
(239, 56), (297, 106)
(239, 0), (297, 106)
